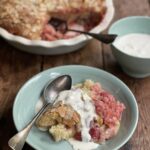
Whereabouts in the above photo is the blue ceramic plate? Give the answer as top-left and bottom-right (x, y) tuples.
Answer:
(13, 65), (138, 150)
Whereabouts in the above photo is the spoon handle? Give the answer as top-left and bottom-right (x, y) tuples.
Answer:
(8, 103), (50, 150)
(68, 29), (117, 44)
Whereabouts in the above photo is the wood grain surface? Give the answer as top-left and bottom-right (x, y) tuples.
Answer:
(0, 0), (150, 150)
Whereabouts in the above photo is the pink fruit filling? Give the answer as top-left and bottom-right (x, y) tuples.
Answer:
(41, 9), (105, 41)
(74, 82), (125, 143)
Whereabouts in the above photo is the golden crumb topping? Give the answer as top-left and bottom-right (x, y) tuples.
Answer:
(0, 0), (49, 39)
(36, 103), (80, 129)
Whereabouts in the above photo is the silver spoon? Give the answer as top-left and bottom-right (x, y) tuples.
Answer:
(49, 18), (117, 44)
(8, 75), (72, 150)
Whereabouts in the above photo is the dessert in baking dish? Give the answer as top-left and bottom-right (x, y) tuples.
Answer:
(36, 80), (125, 150)
(0, 0), (106, 41)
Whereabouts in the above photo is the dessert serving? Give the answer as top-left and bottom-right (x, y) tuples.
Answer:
(0, 0), (107, 41)
(36, 80), (125, 150)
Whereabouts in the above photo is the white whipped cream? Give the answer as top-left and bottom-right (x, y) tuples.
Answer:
(69, 138), (99, 150)
(55, 89), (97, 142)
(55, 89), (98, 150)
(114, 33), (150, 58)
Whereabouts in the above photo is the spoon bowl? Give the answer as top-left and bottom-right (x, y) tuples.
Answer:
(44, 75), (72, 103)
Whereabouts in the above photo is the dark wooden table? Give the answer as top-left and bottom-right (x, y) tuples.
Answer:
(0, 0), (150, 150)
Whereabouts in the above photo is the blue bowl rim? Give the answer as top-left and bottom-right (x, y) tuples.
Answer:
(109, 16), (150, 60)
(12, 65), (139, 150)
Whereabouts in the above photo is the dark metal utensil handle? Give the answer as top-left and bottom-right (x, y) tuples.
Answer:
(68, 29), (117, 44)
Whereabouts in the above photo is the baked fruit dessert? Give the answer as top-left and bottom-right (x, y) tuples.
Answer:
(0, 0), (48, 40)
(36, 80), (125, 149)
(0, 0), (107, 41)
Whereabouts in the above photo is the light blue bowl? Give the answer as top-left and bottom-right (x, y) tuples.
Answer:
(13, 65), (138, 150)
(109, 16), (150, 78)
